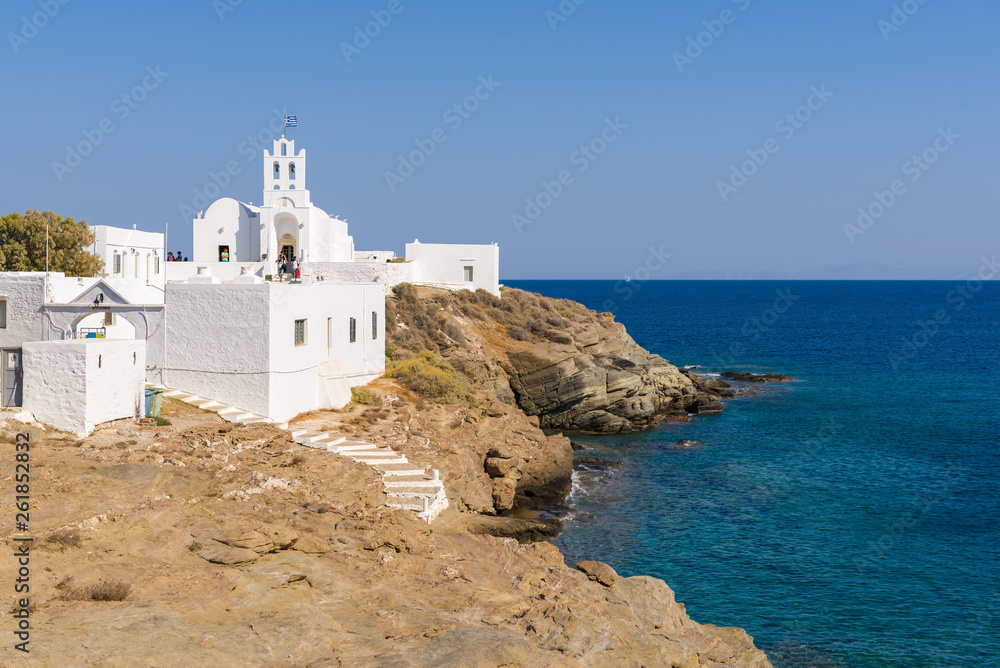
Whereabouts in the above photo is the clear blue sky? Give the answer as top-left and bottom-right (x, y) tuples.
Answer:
(2, 0), (996, 279)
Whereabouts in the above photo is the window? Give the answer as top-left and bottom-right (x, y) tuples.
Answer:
(294, 319), (307, 346)
(0, 299), (6, 329)
(281, 142), (287, 156)
(135, 254), (140, 278)
(349, 317), (356, 343)
(372, 311), (378, 340)
(154, 254), (160, 274)
(289, 162), (296, 180)
(104, 311), (115, 326)
(327, 317), (332, 349)
(464, 265), (474, 282)
(113, 252), (121, 275)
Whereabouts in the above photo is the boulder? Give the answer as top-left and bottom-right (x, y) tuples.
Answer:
(214, 528), (275, 555)
(576, 560), (619, 587)
(195, 540), (260, 565)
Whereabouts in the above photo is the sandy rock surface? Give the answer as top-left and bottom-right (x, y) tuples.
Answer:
(0, 399), (771, 667)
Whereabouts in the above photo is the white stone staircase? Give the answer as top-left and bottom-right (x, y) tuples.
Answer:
(148, 385), (288, 429)
(147, 384), (448, 522)
(291, 429), (449, 523)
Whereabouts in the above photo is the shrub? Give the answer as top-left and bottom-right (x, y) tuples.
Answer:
(59, 579), (133, 602)
(508, 326), (530, 341)
(385, 351), (476, 406)
(87, 580), (133, 602)
(43, 530), (81, 551)
(351, 387), (378, 406)
(385, 298), (398, 330)
(153, 416), (172, 427)
(444, 322), (467, 345)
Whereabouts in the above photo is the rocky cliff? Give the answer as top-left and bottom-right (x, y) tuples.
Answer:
(387, 285), (728, 433)
(0, 406), (772, 667)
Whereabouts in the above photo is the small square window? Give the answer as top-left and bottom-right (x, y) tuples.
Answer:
(349, 317), (357, 343)
(294, 319), (307, 346)
(0, 299), (6, 329)
(464, 266), (474, 282)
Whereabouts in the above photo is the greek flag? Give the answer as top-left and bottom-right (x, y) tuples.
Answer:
(284, 115), (298, 128)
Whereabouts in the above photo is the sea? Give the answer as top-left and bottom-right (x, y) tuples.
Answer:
(504, 280), (1000, 668)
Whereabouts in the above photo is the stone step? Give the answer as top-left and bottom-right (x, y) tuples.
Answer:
(329, 444), (377, 454)
(383, 478), (442, 489)
(345, 448), (396, 457)
(377, 464), (426, 476)
(386, 499), (424, 512)
(351, 456), (409, 468)
(313, 435), (347, 445)
(298, 440), (330, 449)
(238, 416), (270, 425)
(386, 486), (442, 497)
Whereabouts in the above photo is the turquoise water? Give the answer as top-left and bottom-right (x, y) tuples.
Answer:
(506, 280), (1000, 668)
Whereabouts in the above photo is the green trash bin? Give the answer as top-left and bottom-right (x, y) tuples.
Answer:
(146, 387), (165, 418)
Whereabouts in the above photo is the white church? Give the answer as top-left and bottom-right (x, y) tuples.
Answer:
(0, 134), (501, 435)
(181, 136), (500, 294)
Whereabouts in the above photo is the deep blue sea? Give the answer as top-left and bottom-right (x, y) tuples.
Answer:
(505, 280), (1000, 668)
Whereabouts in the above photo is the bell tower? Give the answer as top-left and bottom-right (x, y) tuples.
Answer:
(264, 138), (307, 194)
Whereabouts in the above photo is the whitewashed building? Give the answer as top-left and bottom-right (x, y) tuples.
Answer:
(185, 137), (500, 296)
(90, 224), (166, 289)
(1, 129), (502, 432)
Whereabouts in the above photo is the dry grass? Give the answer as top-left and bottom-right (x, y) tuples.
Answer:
(43, 530), (82, 551)
(8, 599), (37, 614)
(59, 579), (133, 602)
(386, 282), (593, 357)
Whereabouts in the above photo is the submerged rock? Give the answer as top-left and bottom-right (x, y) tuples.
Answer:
(721, 371), (792, 383)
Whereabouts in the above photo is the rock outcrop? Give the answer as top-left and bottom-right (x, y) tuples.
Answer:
(307, 384), (574, 517)
(389, 285), (727, 433)
(0, 408), (773, 667)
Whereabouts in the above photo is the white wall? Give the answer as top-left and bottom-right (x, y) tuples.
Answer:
(91, 225), (165, 289)
(160, 280), (384, 421)
(267, 282), (385, 421)
(308, 261), (415, 287)
(162, 283), (272, 416)
(0, 274), (47, 350)
(405, 242), (500, 296)
(22, 339), (145, 436)
(354, 250), (397, 261)
(192, 198), (262, 264)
